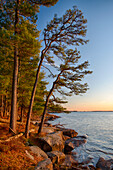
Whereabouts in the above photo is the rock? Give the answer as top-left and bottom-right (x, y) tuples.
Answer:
(25, 150), (34, 160)
(81, 157), (93, 165)
(37, 131), (64, 152)
(61, 155), (78, 169)
(47, 151), (65, 164)
(35, 158), (53, 170)
(42, 127), (55, 134)
(47, 152), (57, 164)
(63, 135), (70, 141)
(65, 137), (87, 148)
(63, 129), (78, 138)
(76, 134), (88, 139)
(96, 157), (112, 170)
(64, 141), (75, 153)
(81, 165), (90, 170)
(89, 165), (96, 170)
(30, 146), (48, 159)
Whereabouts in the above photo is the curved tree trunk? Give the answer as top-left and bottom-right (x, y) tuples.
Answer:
(25, 37), (55, 138)
(38, 71), (62, 134)
(38, 84), (56, 134)
(25, 53), (44, 138)
(9, 0), (20, 134)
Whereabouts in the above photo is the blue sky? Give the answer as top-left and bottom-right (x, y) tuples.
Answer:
(37, 0), (113, 111)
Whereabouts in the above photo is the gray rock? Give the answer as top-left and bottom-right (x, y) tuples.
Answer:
(47, 151), (65, 164)
(61, 155), (78, 169)
(37, 131), (64, 152)
(96, 157), (113, 170)
(30, 146), (48, 159)
(35, 158), (53, 170)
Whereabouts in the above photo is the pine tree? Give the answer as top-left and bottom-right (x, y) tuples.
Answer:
(38, 47), (92, 133)
(25, 6), (91, 137)
(0, 26), (13, 117)
(0, 0), (59, 133)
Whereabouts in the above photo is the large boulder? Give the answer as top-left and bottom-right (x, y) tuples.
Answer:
(37, 131), (64, 152)
(35, 158), (53, 170)
(96, 157), (113, 170)
(30, 146), (48, 159)
(47, 151), (65, 164)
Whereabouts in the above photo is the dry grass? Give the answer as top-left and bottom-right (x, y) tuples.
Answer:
(0, 117), (43, 169)
(0, 118), (36, 140)
(0, 136), (43, 169)
(0, 123), (12, 140)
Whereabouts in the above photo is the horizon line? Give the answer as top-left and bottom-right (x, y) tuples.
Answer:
(67, 110), (113, 112)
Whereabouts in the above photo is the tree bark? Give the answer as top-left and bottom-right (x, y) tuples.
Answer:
(25, 53), (44, 138)
(25, 34), (55, 138)
(38, 83), (56, 134)
(38, 71), (62, 134)
(10, 0), (20, 134)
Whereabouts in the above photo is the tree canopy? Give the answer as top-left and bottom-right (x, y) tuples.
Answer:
(25, 6), (92, 137)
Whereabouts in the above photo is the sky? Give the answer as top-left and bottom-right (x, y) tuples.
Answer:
(37, 0), (113, 111)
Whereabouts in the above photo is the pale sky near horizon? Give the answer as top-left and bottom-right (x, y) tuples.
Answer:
(37, 0), (113, 111)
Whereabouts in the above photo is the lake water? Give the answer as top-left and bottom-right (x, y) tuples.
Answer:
(49, 111), (113, 166)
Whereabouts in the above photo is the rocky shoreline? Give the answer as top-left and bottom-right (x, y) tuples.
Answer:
(29, 114), (113, 170)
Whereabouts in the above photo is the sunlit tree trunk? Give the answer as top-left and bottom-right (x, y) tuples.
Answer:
(25, 53), (44, 138)
(38, 72), (62, 134)
(10, 0), (20, 133)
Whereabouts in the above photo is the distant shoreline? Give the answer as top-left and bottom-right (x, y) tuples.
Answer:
(68, 110), (113, 112)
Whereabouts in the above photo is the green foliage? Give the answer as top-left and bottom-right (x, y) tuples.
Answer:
(48, 103), (67, 113)
(0, 0), (50, 117)
(28, 0), (59, 7)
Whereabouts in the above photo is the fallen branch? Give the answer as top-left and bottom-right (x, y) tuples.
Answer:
(0, 132), (23, 143)
(0, 128), (36, 143)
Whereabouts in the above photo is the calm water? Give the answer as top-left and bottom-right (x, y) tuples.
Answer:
(50, 111), (113, 165)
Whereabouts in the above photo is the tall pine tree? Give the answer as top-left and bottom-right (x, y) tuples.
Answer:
(25, 6), (91, 137)
(0, 0), (59, 133)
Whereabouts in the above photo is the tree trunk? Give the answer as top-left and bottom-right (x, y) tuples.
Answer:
(25, 35), (54, 138)
(1, 95), (3, 118)
(25, 53), (44, 138)
(38, 71), (62, 134)
(38, 97), (49, 134)
(9, 0), (20, 134)
(38, 83), (56, 134)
